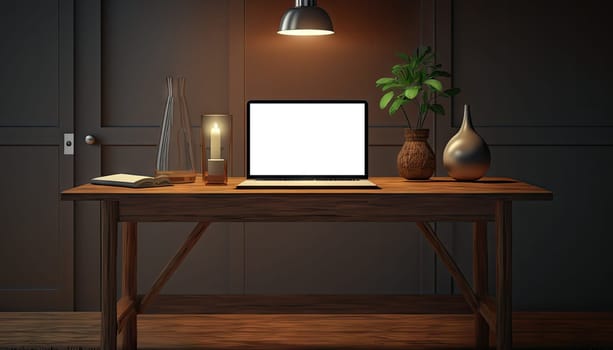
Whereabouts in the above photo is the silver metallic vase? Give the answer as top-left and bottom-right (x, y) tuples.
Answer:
(443, 105), (491, 181)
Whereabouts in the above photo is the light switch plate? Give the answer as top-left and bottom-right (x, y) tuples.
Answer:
(64, 133), (74, 155)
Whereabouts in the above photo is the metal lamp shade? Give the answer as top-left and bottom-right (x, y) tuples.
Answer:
(278, 0), (334, 36)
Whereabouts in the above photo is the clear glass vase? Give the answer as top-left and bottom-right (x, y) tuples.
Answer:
(155, 76), (196, 183)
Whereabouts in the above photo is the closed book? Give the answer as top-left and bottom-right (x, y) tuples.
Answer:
(90, 173), (171, 188)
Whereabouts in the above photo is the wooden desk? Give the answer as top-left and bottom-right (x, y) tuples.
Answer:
(62, 177), (552, 350)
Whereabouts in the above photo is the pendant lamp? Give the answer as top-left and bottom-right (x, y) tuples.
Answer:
(278, 0), (334, 36)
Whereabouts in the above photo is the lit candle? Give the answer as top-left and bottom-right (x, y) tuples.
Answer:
(210, 123), (221, 159)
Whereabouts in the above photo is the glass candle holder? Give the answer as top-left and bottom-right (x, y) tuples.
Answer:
(201, 114), (232, 184)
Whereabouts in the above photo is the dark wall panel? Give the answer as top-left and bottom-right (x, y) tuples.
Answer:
(73, 0), (234, 309)
(0, 0), (59, 126)
(245, 223), (425, 294)
(101, 145), (157, 176)
(450, 146), (613, 310)
(369, 146), (401, 176)
(135, 222), (235, 294)
(492, 146), (613, 310)
(448, 0), (613, 310)
(0, 146), (60, 288)
(102, 0), (229, 127)
(0, 0), (73, 311)
(452, 0), (613, 127)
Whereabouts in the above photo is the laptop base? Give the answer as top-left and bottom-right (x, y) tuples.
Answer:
(236, 179), (379, 189)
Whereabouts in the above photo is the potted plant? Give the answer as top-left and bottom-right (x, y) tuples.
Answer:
(376, 46), (460, 180)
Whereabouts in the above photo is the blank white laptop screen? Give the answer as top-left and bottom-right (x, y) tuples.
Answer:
(247, 101), (367, 178)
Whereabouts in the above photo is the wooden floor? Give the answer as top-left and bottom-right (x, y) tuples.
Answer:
(1, 312), (612, 349)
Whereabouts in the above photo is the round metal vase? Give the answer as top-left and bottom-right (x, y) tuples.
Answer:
(443, 104), (491, 181)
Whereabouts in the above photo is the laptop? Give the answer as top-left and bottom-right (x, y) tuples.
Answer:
(236, 100), (379, 189)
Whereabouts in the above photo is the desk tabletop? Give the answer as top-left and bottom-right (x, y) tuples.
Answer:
(62, 177), (552, 202)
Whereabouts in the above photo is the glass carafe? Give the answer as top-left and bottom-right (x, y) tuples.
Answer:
(155, 76), (196, 183)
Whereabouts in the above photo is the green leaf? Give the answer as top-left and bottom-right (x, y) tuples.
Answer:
(389, 97), (406, 115)
(422, 53), (435, 65)
(379, 91), (395, 109)
(424, 79), (443, 92)
(392, 64), (407, 80)
(414, 46), (421, 56)
(396, 52), (409, 61)
(404, 86), (420, 99)
(418, 71), (427, 84)
(392, 64), (404, 73)
(382, 83), (403, 91)
(430, 104), (445, 115)
(408, 57), (417, 70)
(431, 70), (451, 78)
(420, 103), (429, 115)
(376, 77), (395, 86)
(444, 88), (461, 96)
(416, 46), (431, 60)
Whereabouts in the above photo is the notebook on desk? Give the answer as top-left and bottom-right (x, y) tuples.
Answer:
(236, 100), (379, 189)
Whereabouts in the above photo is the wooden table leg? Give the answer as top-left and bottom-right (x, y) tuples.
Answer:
(102, 201), (118, 350)
(120, 222), (138, 350)
(496, 200), (512, 350)
(473, 221), (489, 349)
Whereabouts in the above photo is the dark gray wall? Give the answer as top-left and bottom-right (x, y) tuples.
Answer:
(438, 0), (613, 310)
(241, 0), (436, 296)
(0, 0), (74, 311)
(73, 0), (237, 310)
(72, 0), (436, 311)
(1, 0), (611, 311)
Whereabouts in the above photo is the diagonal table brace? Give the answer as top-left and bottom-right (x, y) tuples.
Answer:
(415, 222), (479, 313)
(139, 221), (211, 313)
(117, 222), (211, 340)
(416, 221), (501, 349)
(115, 221), (211, 350)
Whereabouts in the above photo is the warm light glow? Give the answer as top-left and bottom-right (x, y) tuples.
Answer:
(277, 29), (335, 36)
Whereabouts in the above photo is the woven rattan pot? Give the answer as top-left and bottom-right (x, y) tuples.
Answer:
(397, 129), (435, 180)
